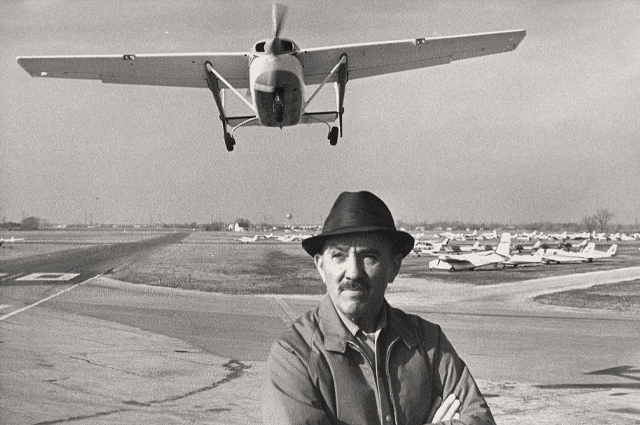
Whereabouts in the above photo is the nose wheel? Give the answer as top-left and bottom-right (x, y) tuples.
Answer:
(328, 126), (339, 146)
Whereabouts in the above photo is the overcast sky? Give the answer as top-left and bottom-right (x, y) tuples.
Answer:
(2, 1), (639, 226)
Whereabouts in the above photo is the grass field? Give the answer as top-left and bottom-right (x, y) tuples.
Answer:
(3, 230), (640, 310)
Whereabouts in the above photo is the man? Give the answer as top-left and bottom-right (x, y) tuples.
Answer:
(263, 191), (495, 425)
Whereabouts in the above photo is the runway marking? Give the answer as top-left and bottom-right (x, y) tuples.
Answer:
(16, 273), (80, 281)
(273, 297), (298, 326)
(0, 275), (99, 321)
(1, 273), (24, 282)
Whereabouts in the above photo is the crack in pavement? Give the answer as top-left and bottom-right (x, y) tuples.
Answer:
(31, 360), (251, 423)
(123, 359), (251, 406)
(33, 409), (129, 424)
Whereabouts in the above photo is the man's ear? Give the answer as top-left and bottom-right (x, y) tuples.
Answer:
(388, 253), (403, 283)
(314, 253), (326, 282)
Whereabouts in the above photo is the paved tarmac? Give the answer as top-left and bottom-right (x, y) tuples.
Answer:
(1, 248), (639, 423)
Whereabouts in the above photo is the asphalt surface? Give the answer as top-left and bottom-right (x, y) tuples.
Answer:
(1, 238), (639, 424)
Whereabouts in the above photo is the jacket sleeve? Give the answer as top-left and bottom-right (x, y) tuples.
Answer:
(262, 338), (332, 425)
(432, 326), (496, 425)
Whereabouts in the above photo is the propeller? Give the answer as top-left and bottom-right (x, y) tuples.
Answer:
(272, 3), (288, 39)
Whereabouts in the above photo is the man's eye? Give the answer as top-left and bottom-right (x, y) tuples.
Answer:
(331, 252), (345, 259)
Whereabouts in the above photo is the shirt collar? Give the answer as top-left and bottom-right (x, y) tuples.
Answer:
(334, 301), (387, 338)
(318, 295), (418, 353)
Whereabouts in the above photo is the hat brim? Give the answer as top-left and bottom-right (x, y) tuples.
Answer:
(302, 227), (415, 258)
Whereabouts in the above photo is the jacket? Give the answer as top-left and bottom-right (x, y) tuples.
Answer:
(263, 295), (495, 425)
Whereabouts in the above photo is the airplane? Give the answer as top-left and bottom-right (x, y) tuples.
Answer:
(16, 4), (526, 152)
(238, 235), (258, 243)
(416, 238), (450, 256)
(501, 248), (545, 267)
(480, 230), (498, 240)
(579, 243), (617, 261)
(511, 239), (541, 253)
(428, 233), (511, 271)
(542, 251), (586, 264)
(0, 236), (26, 247)
(449, 240), (484, 253)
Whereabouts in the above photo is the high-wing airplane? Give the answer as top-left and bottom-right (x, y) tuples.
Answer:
(428, 232), (511, 271)
(16, 4), (526, 152)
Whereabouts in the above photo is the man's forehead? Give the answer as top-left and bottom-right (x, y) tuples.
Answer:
(321, 233), (394, 252)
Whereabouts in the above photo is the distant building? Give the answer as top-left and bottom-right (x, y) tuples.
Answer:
(233, 222), (248, 232)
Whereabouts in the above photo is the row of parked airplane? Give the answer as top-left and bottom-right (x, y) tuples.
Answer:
(419, 233), (618, 271)
(238, 233), (312, 243)
(413, 229), (640, 243)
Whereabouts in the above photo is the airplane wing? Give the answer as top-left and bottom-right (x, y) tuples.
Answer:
(438, 254), (472, 264)
(300, 30), (526, 85)
(17, 53), (251, 88)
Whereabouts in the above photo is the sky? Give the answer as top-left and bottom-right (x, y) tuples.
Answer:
(1, 0), (639, 227)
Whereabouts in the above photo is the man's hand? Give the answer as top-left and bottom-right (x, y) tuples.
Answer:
(427, 393), (461, 423)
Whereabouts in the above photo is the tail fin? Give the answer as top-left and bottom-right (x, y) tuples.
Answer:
(532, 240), (540, 249)
(607, 244), (617, 255)
(582, 242), (595, 253)
(496, 233), (511, 257)
(471, 241), (480, 250)
(533, 248), (544, 257)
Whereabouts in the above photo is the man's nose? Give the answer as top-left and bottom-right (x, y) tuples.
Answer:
(344, 254), (365, 280)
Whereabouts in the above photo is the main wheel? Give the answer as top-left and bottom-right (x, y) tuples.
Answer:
(224, 132), (235, 152)
(328, 126), (339, 146)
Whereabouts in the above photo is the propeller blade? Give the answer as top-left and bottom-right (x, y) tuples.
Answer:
(272, 3), (288, 38)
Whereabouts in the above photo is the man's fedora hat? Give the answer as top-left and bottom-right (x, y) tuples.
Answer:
(301, 191), (415, 258)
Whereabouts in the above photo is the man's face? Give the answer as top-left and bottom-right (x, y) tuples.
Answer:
(314, 232), (402, 330)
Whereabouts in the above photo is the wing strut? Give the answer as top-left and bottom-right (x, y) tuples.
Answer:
(335, 54), (348, 137)
(303, 54), (348, 145)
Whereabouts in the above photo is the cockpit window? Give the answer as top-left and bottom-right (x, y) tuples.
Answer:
(255, 42), (266, 53)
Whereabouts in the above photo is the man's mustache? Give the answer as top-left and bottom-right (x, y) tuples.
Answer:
(340, 279), (368, 291)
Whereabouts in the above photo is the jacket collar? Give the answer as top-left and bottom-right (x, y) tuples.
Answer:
(318, 295), (418, 353)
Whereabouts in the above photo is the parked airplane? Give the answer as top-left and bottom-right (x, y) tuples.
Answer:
(502, 248), (545, 267)
(450, 240), (484, 253)
(512, 240), (541, 253)
(416, 238), (450, 256)
(480, 230), (498, 240)
(0, 236), (25, 243)
(428, 233), (511, 271)
(543, 243), (596, 264)
(0, 236), (26, 247)
(579, 243), (617, 261)
(238, 235), (258, 243)
(16, 4), (526, 152)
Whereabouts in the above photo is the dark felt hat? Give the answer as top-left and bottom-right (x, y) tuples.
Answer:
(301, 191), (415, 257)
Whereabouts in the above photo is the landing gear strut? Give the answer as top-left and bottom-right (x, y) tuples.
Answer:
(205, 62), (233, 151)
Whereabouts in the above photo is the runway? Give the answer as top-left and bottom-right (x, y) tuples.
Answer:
(1, 239), (639, 424)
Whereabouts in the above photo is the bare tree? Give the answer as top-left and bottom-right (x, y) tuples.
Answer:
(581, 215), (598, 232)
(593, 209), (615, 233)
